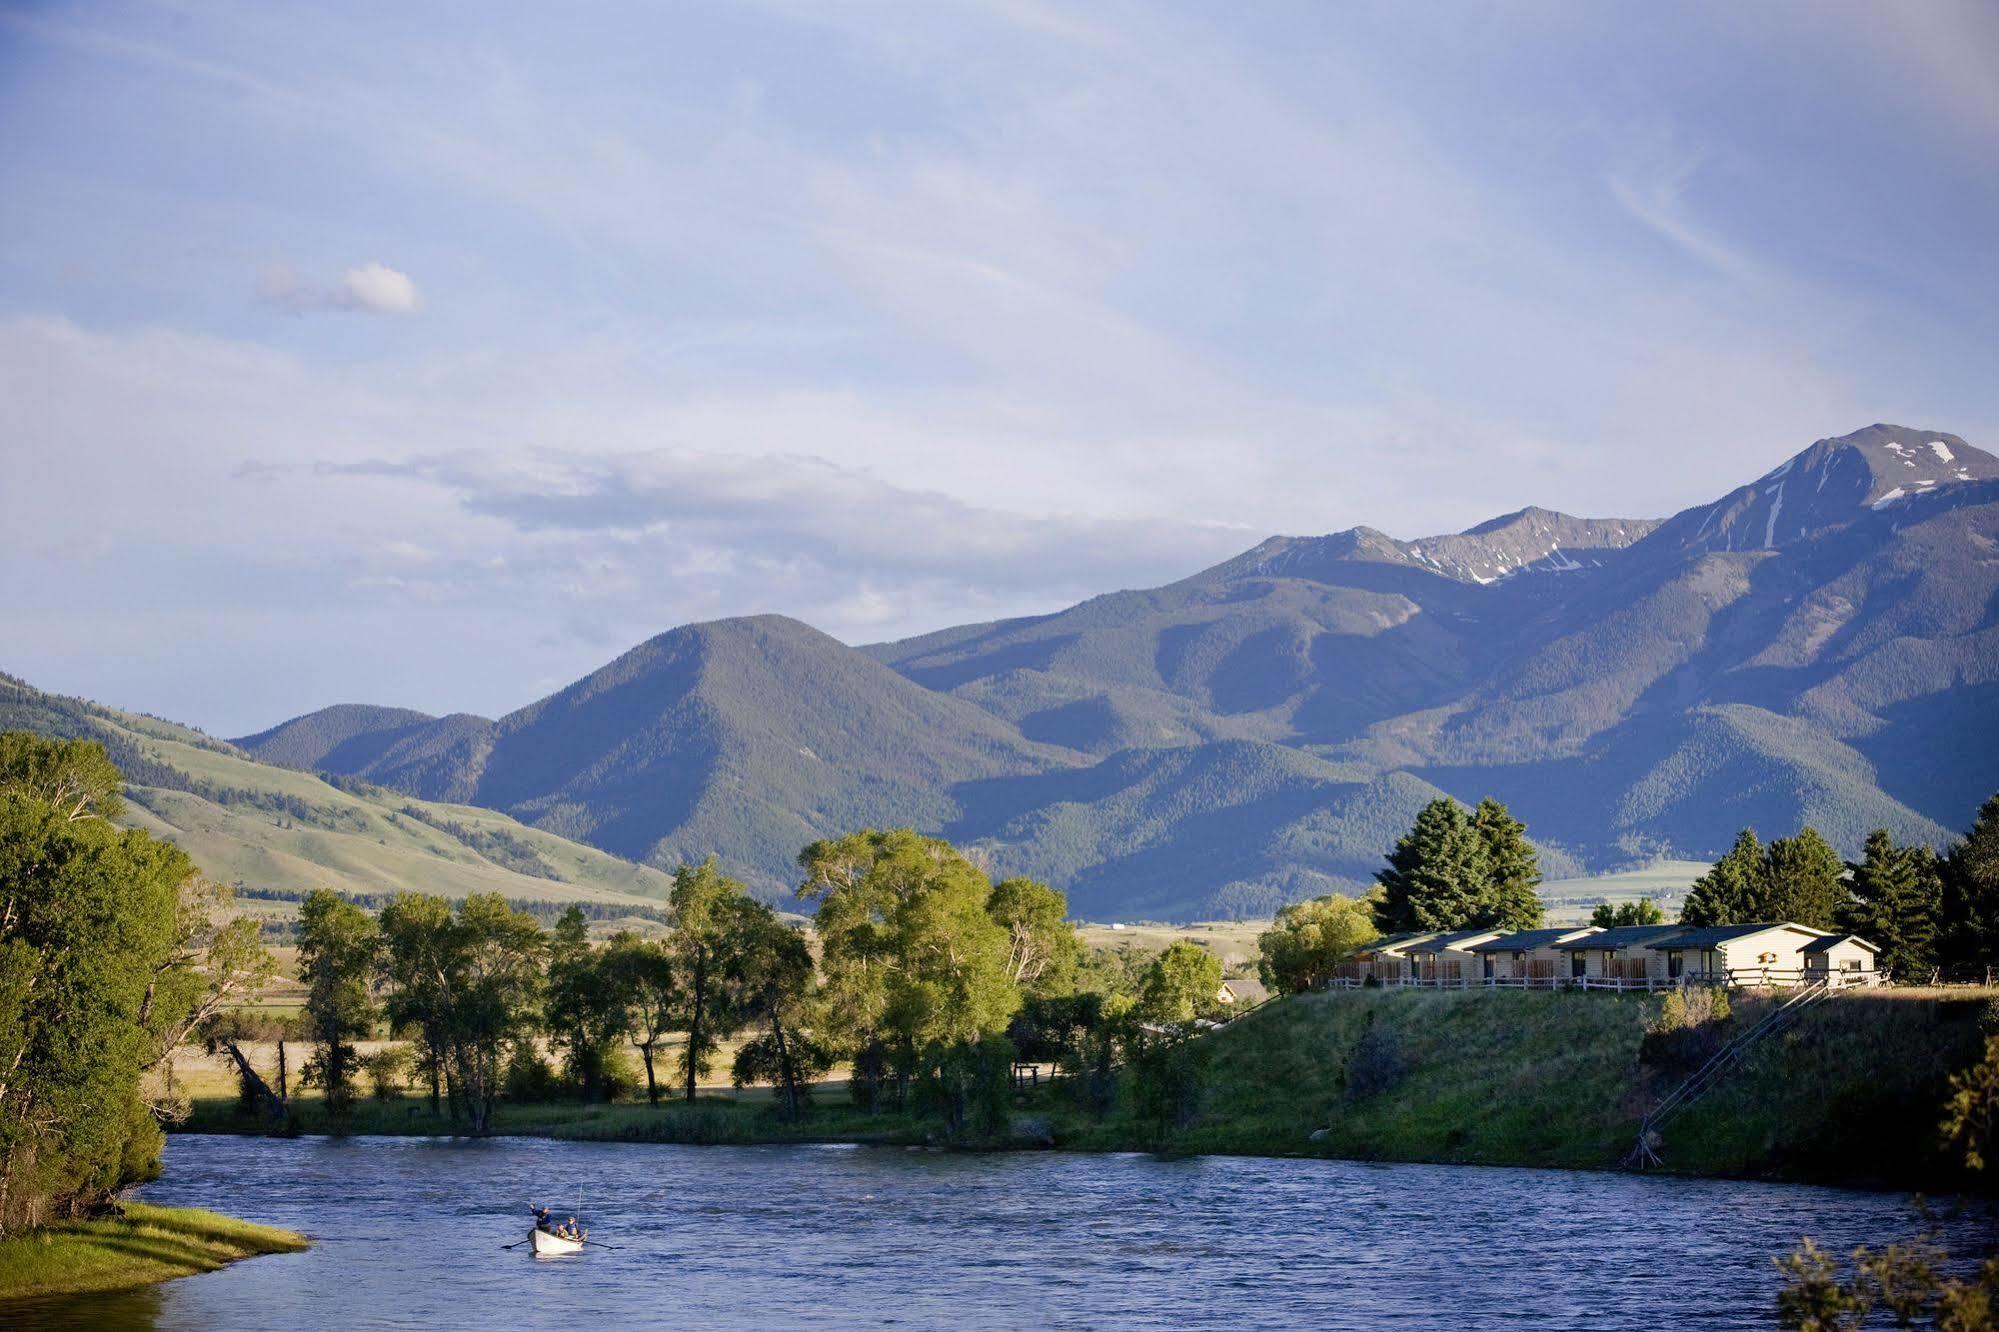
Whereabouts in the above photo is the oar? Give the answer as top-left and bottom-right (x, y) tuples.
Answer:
(500, 1238), (532, 1250)
(578, 1238), (619, 1251)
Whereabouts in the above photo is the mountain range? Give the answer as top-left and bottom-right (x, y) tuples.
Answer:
(128, 424), (1999, 920)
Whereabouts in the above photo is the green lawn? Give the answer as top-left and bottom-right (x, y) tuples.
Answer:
(0, 1203), (307, 1305)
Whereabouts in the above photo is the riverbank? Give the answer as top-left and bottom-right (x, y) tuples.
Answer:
(172, 987), (1994, 1191)
(0, 1203), (308, 1305)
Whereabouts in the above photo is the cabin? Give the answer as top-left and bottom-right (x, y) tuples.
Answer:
(1403, 928), (1507, 986)
(1336, 931), (1442, 985)
(1467, 926), (1603, 985)
(1642, 923), (1838, 987)
(1218, 976), (1271, 1007)
(1552, 925), (1684, 985)
(1801, 934), (1883, 985)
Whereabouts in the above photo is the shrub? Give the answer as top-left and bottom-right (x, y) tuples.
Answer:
(1342, 1012), (1406, 1100)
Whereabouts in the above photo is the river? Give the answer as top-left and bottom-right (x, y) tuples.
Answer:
(11, 1135), (1995, 1329)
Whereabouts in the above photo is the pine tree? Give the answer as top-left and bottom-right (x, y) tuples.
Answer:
(1763, 828), (1848, 928)
(1374, 799), (1491, 934)
(1942, 794), (1999, 974)
(1680, 829), (1766, 926)
(1842, 831), (1941, 984)
(1470, 798), (1543, 930)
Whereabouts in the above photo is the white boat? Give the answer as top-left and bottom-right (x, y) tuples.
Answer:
(530, 1226), (585, 1255)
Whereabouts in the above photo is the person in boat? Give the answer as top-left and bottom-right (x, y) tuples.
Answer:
(532, 1205), (555, 1233)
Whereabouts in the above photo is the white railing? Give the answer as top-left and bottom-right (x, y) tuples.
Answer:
(1324, 967), (1878, 994)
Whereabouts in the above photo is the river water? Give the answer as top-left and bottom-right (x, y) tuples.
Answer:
(11, 1135), (1995, 1329)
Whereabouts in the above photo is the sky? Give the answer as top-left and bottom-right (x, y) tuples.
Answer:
(3, 0), (1996, 736)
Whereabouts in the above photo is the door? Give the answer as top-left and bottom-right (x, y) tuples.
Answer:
(1667, 952), (1683, 979)
(1482, 956), (1494, 981)
(1571, 952), (1587, 979)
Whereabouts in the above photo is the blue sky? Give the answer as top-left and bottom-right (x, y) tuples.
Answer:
(3, 0), (1995, 734)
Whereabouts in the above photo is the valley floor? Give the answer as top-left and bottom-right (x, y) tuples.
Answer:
(0, 1203), (308, 1305)
(171, 986), (1996, 1194)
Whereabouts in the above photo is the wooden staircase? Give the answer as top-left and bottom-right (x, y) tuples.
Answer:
(1626, 978), (1833, 1169)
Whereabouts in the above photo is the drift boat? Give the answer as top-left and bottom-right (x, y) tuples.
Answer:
(531, 1226), (586, 1255)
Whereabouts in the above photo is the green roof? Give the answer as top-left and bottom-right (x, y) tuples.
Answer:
(1468, 928), (1599, 953)
(1552, 925), (1682, 951)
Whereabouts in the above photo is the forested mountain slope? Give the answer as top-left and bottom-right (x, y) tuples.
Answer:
(235, 425), (1999, 918)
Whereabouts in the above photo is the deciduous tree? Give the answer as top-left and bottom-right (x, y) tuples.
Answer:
(1258, 893), (1378, 994)
(1137, 941), (1222, 1025)
(296, 890), (380, 1118)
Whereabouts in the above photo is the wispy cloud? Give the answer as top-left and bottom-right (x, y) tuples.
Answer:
(1607, 151), (1761, 284)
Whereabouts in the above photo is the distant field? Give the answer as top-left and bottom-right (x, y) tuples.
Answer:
(1537, 860), (1707, 925)
(1075, 919), (1267, 973)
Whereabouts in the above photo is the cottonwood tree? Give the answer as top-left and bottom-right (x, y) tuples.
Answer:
(987, 876), (1082, 995)
(667, 859), (751, 1103)
(130, 875), (274, 1121)
(1590, 898), (1665, 928)
(439, 894), (545, 1134)
(722, 904), (826, 1120)
(600, 933), (676, 1106)
(797, 829), (1019, 1111)
(0, 744), (193, 1233)
(296, 890), (380, 1118)
(1138, 941), (1223, 1025)
(377, 892), (458, 1112)
(544, 906), (629, 1101)
(1258, 893), (1379, 994)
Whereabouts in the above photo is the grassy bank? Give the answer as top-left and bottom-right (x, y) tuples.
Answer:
(0, 1203), (308, 1305)
(174, 988), (1994, 1190)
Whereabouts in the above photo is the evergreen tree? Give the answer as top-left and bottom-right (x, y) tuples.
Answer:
(1680, 830), (1767, 926)
(1374, 799), (1491, 933)
(1762, 828), (1848, 928)
(1842, 830), (1941, 983)
(1942, 794), (1999, 975)
(1470, 798), (1543, 930)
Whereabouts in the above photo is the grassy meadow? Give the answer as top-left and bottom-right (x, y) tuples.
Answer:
(0, 1204), (307, 1305)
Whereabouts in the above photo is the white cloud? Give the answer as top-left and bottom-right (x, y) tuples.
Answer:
(258, 261), (421, 315)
